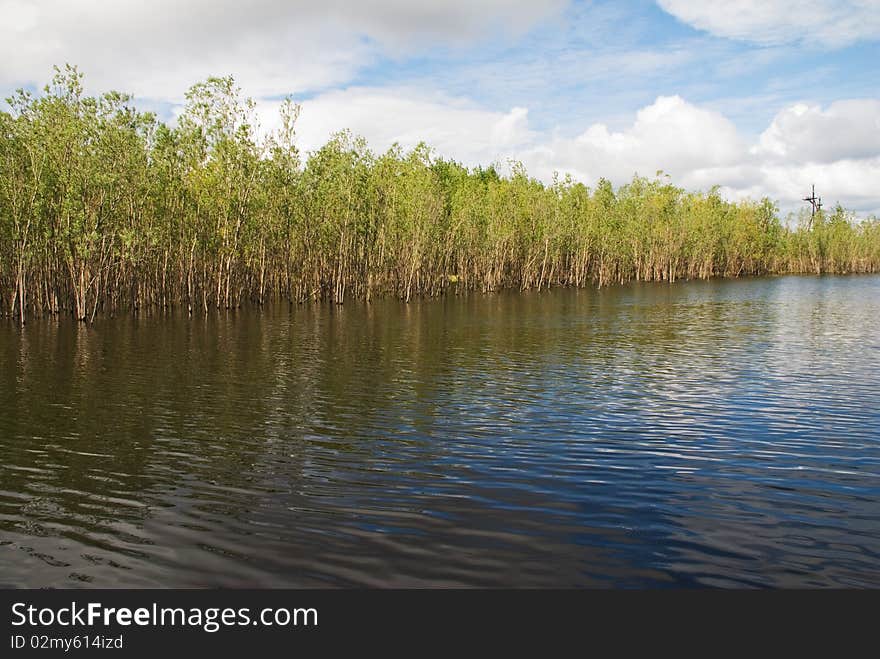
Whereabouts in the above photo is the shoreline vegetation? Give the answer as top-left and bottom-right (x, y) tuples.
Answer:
(2, 67), (879, 324)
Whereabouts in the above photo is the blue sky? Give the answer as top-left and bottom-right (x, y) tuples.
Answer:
(2, 0), (879, 215)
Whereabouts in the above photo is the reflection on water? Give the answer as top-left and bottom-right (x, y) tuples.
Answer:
(1, 275), (879, 587)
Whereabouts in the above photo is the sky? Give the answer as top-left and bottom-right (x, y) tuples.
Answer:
(2, 0), (879, 216)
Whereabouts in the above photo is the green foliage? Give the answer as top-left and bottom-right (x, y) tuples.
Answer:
(2, 67), (879, 322)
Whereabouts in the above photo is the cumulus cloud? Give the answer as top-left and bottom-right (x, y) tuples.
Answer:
(4, 1), (876, 215)
(759, 158), (880, 211)
(259, 87), (534, 164)
(656, 0), (880, 47)
(282, 90), (879, 215)
(530, 96), (880, 215)
(755, 100), (880, 163)
(525, 96), (744, 183)
(0, 0), (566, 100)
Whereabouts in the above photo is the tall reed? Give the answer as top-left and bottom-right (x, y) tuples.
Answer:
(2, 67), (878, 323)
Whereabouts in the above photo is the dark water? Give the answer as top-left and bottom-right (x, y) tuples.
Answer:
(1, 275), (879, 588)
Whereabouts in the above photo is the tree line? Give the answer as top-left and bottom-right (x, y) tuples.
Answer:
(2, 66), (878, 324)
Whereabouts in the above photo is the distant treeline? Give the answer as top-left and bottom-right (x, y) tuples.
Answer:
(2, 66), (879, 323)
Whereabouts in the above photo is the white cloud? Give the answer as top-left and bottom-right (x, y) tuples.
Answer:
(0, 0), (566, 100)
(259, 87), (534, 165)
(4, 1), (876, 215)
(529, 95), (880, 215)
(760, 158), (880, 211)
(560, 96), (743, 179)
(281, 90), (880, 215)
(657, 0), (880, 47)
(755, 100), (880, 163)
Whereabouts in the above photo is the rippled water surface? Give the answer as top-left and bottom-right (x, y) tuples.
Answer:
(2, 275), (879, 587)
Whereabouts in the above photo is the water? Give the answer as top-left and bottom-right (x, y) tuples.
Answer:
(1, 275), (879, 588)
